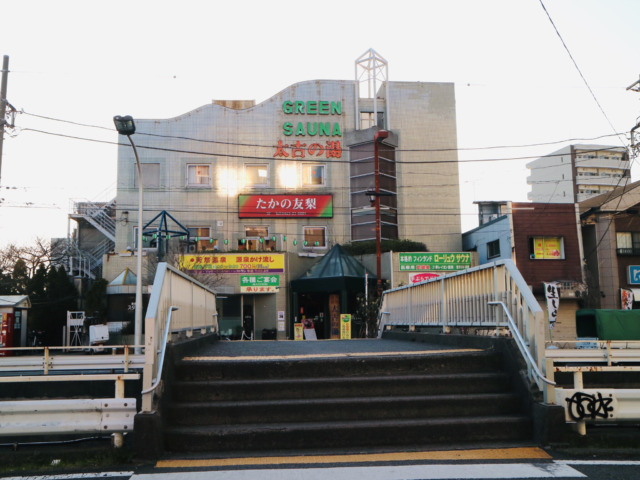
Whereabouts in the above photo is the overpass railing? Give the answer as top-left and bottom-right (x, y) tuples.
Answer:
(141, 262), (218, 412)
(378, 259), (548, 394)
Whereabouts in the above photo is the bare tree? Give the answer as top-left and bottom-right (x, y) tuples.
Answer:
(144, 244), (228, 291)
(0, 238), (53, 278)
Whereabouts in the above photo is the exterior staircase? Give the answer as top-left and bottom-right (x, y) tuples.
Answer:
(163, 349), (532, 453)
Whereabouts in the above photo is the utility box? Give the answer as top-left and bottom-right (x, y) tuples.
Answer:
(576, 309), (640, 341)
(89, 324), (109, 345)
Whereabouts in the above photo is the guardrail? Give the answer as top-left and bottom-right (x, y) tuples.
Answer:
(378, 259), (547, 396)
(141, 263), (218, 412)
(0, 345), (144, 374)
(545, 340), (640, 434)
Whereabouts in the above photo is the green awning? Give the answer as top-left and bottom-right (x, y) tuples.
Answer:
(291, 244), (376, 293)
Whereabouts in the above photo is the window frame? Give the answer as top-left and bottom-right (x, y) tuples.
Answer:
(487, 239), (500, 259)
(244, 164), (269, 188)
(186, 164), (211, 187)
(528, 236), (565, 260)
(302, 163), (326, 187)
(303, 226), (327, 248)
(239, 226), (276, 251)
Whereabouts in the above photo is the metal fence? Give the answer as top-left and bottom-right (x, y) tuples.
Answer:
(378, 259), (547, 393)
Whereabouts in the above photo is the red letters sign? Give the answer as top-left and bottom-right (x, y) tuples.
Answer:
(238, 194), (333, 218)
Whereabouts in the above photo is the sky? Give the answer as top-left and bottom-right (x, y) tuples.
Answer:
(1, 0), (639, 248)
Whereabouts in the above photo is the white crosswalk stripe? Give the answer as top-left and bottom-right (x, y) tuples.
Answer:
(132, 462), (585, 480)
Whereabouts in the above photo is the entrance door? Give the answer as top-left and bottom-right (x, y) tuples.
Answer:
(242, 302), (254, 340)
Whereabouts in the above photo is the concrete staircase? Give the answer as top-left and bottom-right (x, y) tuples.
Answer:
(163, 349), (532, 453)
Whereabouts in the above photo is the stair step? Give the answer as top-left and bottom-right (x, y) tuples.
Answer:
(171, 372), (512, 402)
(164, 415), (532, 452)
(167, 393), (522, 426)
(176, 351), (502, 381)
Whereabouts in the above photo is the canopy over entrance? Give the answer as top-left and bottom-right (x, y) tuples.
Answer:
(291, 244), (376, 293)
(290, 244), (376, 339)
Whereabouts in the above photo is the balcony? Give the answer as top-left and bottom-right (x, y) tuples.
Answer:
(617, 248), (640, 256)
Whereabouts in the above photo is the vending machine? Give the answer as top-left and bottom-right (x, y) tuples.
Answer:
(0, 312), (15, 357)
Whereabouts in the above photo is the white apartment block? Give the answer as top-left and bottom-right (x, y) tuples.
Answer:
(527, 144), (629, 203)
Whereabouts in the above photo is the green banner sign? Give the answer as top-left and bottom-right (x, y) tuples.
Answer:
(398, 252), (471, 272)
(240, 275), (280, 288)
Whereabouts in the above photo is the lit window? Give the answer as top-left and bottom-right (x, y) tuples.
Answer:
(245, 164), (268, 187)
(239, 226), (276, 251)
(302, 164), (325, 186)
(134, 163), (160, 188)
(303, 226), (327, 247)
(187, 227), (214, 252)
(487, 239), (500, 259)
(528, 237), (564, 260)
(187, 164), (211, 187)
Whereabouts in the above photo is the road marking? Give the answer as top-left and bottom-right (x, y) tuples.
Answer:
(183, 349), (482, 361)
(137, 463), (584, 479)
(156, 447), (551, 468)
(0, 472), (134, 480)
(556, 459), (640, 466)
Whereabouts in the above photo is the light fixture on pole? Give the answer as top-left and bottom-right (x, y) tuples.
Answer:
(113, 115), (143, 353)
(373, 129), (389, 296)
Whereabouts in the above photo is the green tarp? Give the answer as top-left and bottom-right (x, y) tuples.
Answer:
(576, 309), (640, 340)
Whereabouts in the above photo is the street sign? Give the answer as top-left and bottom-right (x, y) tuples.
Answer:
(627, 266), (640, 285)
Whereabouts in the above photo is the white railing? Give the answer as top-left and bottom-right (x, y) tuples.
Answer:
(378, 259), (547, 395)
(141, 263), (218, 412)
(545, 340), (640, 434)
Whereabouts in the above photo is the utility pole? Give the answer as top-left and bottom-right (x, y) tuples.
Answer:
(627, 75), (640, 156)
(0, 55), (9, 186)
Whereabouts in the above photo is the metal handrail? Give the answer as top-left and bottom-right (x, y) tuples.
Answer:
(141, 306), (179, 395)
(488, 301), (555, 386)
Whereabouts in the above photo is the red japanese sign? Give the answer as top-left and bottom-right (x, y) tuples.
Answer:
(238, 194), (333, 218)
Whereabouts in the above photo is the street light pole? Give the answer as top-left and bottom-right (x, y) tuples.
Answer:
(113, 116), (143, 353)
(373, 129), (389, 296)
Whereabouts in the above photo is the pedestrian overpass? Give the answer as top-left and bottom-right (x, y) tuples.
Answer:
(0, 259), (639, 454)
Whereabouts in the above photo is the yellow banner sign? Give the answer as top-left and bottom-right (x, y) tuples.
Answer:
(180, 254), (284, 273)
(340, 314), (351, 340)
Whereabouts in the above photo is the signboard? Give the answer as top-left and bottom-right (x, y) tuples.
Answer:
(240, 286), (278, 293)
(409, 272), (441, 284)
(238, 194), (333, 218)
(533, 237), (562, 259)
(399, 252), (471, 272)
(628, 266), (640, 285)
(277, 311), (285, 332)
(181, 254), (284, 274)
(241, 275), (280, 286)
(340, 314), (351, 340)
(294, 323), (304, 341)
(544, 282), (560, 329)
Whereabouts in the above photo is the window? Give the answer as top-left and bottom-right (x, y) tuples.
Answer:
(187, 227), (214, 252)
(303, 226), (327, 247)
(134, 163), (160, 188)
(302, 164), (325, 186)
(238, 226), (276, 251)
(244, 164), (268, 187)
(133, 226), (153, 249)
(617, 232), (640, 255)
(528, 236), (564, 260)
(487, 239), (500, 259)
(187, 164), (211, 187)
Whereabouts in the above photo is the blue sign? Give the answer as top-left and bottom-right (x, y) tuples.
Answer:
(628, 266), (640, 285)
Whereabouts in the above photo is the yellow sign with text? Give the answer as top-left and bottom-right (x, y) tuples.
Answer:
(340, 314), (351, 340)
(180, 254), (284, 273)
(294, 323), (304, 341)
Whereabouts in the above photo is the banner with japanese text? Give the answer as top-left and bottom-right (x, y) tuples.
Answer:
(180, 254), (284, 274)
(238, 194), (333, 218)
(240, 275), (280, 293)
(621, 288), (634, 310)
(398, 252), (471, 272)
(544, 282), (560, 329)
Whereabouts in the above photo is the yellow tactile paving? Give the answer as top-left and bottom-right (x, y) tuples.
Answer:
(182, 349), (482, 361)
(156, 447), (551, 468)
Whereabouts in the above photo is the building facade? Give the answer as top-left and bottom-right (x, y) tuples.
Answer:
(527, 144), (629, 204)
(463, 201), (585, 340)
(107, 65), (462, 338)
(580, 180), (640, 309)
